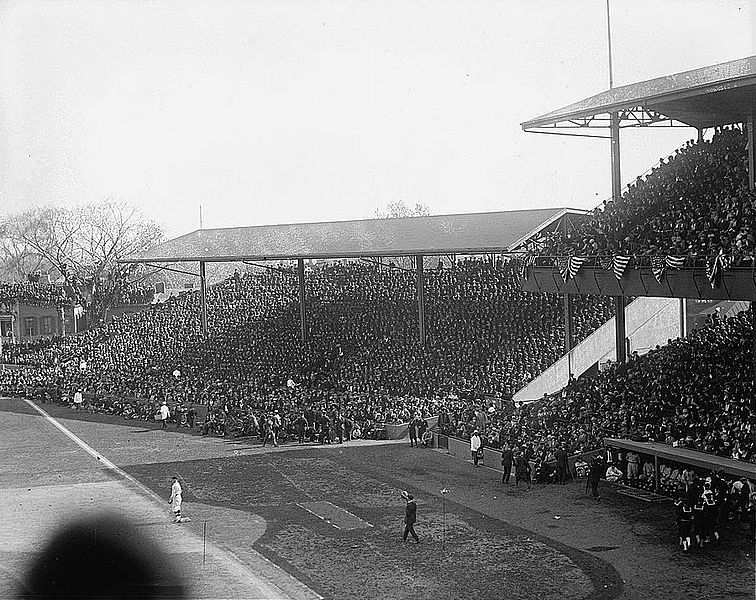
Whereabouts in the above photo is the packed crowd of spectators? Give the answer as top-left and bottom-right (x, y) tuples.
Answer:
(542, 126), (756, 257)
(0, 259), (614, 438)
(0, 282), (70, 310)
(113, 284), (155, 306)
(439, 308), (754, 465)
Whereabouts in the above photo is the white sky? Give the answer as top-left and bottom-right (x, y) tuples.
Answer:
(0, 0), (752, 237)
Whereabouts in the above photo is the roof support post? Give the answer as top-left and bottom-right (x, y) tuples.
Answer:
(752, 302), (755, 385)
(199, 261), (208, 336)
(564, 293), (574, 378)
(614, 295), (626, 363)
(298, 258), (307, 343)
(416, 254), (426, 347)
(679, 298), (687, 338)
(610, 112), (622, 202)
(563, 293), (573, 360)
(747, 115), (755, 190)
(654, 454), (659, 493)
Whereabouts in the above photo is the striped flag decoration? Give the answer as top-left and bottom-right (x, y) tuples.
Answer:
(706, 251), (733, 289)
(568, 256), (588, 279)
(706, 250), (734, 289)
(557, 257), (570, 281)
(612, 255), (632, 280)
(651, 256), (666, 283)
(706, 254), (720, 289)
(665, 255), (686, 270)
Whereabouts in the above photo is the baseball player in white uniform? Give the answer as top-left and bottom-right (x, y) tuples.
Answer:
(169, 476), (184, 523)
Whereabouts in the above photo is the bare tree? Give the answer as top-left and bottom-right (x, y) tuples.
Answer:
(374, 200), (431, 219)
(2, 200), (164, 324)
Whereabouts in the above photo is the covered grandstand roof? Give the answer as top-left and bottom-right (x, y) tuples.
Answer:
(522, 56), (756, 131)
(122, 207), (586, 263)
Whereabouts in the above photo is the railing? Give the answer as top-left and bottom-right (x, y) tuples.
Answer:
(523, 254), (756, 269)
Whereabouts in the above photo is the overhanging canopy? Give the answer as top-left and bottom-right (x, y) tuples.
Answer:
(604, 438), (755, 480)
(522, 56), (756, 132)
(122, 208), (587, 263)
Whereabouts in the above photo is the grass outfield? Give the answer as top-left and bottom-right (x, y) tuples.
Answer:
(6, 400), (755, 600)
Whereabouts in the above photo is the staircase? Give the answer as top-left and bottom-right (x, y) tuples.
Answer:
(513, 297), (684, 403)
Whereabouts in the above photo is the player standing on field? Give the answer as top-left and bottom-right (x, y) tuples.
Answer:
(169, 476), (183, 523)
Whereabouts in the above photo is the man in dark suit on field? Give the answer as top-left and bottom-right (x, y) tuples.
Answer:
(402, 491), (420, 543)
(500, 444), (513, 484)
(555, 444), (569, 485)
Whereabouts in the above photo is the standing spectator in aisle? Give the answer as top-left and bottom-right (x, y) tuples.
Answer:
(587, 458), (604, 499)
(626, 451), (640, 486)
(294, 412), (309, 444)
(500, 444), (513, 485)
(408, 417), (418, 448)
(261, 414), (274, 447)
(401, 491), (420, 543)
(417, 418), (428, 447)
(159, 401), (170, 430)
(73, 389), (83, 410)
(272, 410), (282, 446)
(470, 430), (482, 467)
(186, 406), (197, 429)
(555, 444), (568, 485)
(514, 449), (531, 491)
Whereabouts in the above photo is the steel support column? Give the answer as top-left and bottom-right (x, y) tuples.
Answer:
(614, 295), (626, 363)
(416, 254), (426, 346)
(563, 293), (573, 353)
(298, 258), (307, 343)
(679, 297), (687, 338)
(564, 293), (573, 377)
(752, 302), (755, 385)
(199, 261), (208, 336)
(654, 454), (659, 493)
(610, 112), (622, 202)
(747, 115), (755, 190)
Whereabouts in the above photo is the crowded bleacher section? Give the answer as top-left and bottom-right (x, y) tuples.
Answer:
(541, 126), (755, 257)
(0, 259), (614, 438)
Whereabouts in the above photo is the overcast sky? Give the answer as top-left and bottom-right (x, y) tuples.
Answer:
(1, 0), (752, 237)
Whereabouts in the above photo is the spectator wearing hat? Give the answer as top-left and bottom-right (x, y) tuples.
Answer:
(514, 449), (531, 491)
(500, 444), (513, 485)
(555, 444), (569, 485)
(587, 458), (604, 499)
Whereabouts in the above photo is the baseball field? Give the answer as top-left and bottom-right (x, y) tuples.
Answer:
(0, 397), (752, 600)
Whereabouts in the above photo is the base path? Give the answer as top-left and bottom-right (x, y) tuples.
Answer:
(0, 397), (320, 600)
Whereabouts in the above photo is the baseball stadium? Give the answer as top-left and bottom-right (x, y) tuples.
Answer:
(0, 6), (754, 600)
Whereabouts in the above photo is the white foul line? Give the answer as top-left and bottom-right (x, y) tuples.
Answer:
(19, 397), (164, 502)
(17, 397), (323, 600)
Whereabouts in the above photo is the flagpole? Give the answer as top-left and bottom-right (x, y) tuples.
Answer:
(606, 0), (614, 89)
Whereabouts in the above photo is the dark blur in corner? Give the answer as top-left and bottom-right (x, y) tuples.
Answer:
(16, 512), (187, 599)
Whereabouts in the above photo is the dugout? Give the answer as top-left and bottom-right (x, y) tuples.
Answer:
(603, 437), (756, 493)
